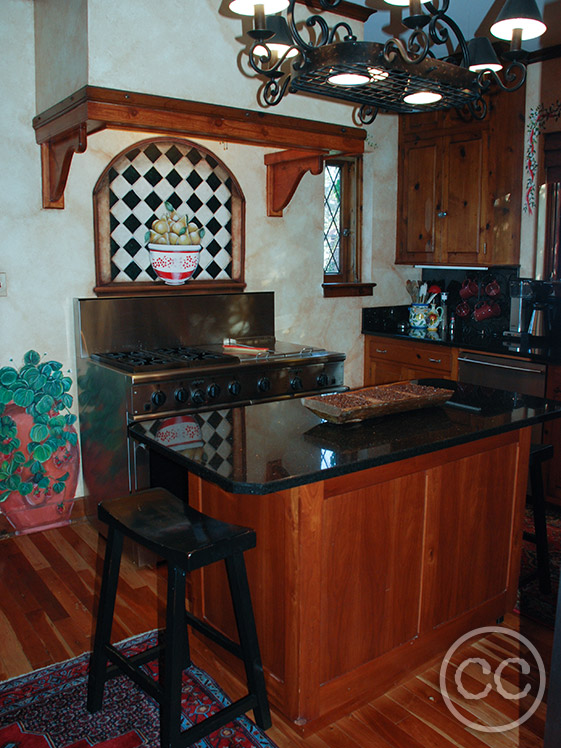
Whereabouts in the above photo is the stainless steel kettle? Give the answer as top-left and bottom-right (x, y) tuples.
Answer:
(528, 303), (550, 338)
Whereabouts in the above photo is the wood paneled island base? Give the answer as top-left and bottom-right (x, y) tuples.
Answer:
(186, 427), (531, 733)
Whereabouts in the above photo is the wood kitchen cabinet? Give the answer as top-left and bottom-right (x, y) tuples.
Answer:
(364, 335), (457, 385)
(397, 130), (488, 266)
(186, 429), (528, 729)
(544, 365), (561, 503)
(396, 88), (525, 267)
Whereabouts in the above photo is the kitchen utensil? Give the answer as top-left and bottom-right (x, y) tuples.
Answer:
(456, 301), (471, 318)
(427, 304), (444, 331)
(426, 292), (438, 306)
(459, 279), (478, 300)
(473, 300), (501, 321)
(485, 279), (501, 297)
(409, 303), (429, 329)
(419, 282), (427, 303)
(528, 303), (551, 338)
(507, 278), (534, 337)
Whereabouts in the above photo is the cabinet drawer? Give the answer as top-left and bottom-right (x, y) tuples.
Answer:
(366, 337), (452, 372)
(547, 365), (561, 401)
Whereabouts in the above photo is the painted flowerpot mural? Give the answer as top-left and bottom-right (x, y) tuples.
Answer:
(0, 350), (79, 534)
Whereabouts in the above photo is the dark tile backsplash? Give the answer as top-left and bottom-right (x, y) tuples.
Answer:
(362, 267), (561, 347)
(420, 266), (519, 338)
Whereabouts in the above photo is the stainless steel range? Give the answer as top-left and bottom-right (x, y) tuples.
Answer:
(74, 292), (345, 509)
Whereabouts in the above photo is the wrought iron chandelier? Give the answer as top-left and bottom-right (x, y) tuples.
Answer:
(228, 0), (547, 123)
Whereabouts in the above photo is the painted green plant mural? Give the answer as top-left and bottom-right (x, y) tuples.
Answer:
(0, 350), (77, 503)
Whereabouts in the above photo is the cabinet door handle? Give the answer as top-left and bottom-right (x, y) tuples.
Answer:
(428, 358), (442, 363)
(376, 348), (388, 354)
(437, 211), (448, 218)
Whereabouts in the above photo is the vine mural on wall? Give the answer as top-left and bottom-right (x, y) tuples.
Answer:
(525, 99), (561, 214)
(0, 350), (79, 535)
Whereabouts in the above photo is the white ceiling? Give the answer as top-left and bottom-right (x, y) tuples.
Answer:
(349, 0), (559, 54)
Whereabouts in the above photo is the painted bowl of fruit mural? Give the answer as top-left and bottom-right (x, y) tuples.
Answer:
(148, 244), (201, 285)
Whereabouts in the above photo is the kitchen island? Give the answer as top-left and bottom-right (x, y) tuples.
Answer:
(129, 382), (561, 732)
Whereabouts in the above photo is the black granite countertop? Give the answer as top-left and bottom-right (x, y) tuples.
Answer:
(129, 381), (561, 496)
(362, 307), (561, 364)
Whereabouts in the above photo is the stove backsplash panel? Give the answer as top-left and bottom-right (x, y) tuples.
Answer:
(74, 292), (275, 357)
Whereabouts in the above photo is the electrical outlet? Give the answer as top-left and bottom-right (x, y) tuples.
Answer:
(0, 272), (6, 296)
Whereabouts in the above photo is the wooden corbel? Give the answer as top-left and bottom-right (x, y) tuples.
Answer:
(40, 123), (88, 209)
(265, 149), (325, 217)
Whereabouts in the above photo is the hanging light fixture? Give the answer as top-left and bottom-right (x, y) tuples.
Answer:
(467, 37), (503, 73)
(253, 15), (299, 59)
(491, 0), (547, 43)
(228, 0), (547, 124)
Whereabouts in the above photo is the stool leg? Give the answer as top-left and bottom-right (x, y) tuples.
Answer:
(225, 552), (272, 730)
(160, 564), (187, 748)
(530, 462), (552, 595)
(87, 526), (123, 712)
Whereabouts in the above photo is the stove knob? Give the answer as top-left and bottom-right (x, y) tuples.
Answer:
(316, 373), (329, 388)
(151, 390), (166, 408)
(174, 387), (189, 404)
(228, 380), (241, 397)
(257, 376), (271, 393)
(207, 383), (221, 400)
(191, 389), (206, 406)
(290, 376), (303, 391)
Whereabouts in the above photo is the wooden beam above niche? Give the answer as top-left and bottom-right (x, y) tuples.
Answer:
(32, 86), (366, 210)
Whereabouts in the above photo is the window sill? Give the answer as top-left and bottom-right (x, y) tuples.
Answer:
(322, 282), (376, 298)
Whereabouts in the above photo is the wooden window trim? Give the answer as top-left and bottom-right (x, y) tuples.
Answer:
(323, 155), (372, 297)
(322, 282), (376, 297)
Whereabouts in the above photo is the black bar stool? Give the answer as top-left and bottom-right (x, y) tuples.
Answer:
(522, 443), (554, 595)
(87, 487), (271, 748)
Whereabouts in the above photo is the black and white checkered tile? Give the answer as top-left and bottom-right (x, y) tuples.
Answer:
(108, 141), (234, 283)
(140, 409), (233, 478)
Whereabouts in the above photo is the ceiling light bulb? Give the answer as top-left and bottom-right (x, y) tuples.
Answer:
(327, 72), (371, 86)
(469, 60), (503, 73)
(404, 91), (443, 105)
(490, 0), (546, 41)
(369, 67), (389, 81)
(229, 0), (289, 15)
(254, 42), (298, 58)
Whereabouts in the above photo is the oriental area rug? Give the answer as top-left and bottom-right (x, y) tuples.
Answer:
(518, 503), (561, 629)
(0, 631), (278, 748)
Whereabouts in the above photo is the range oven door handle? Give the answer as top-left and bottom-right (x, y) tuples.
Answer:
(457, 356), (546, 376)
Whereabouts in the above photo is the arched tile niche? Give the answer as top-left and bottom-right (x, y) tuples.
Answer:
(93, 137), (245, 294)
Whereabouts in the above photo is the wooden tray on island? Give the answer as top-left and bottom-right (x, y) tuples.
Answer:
(301, 382), (454, 424)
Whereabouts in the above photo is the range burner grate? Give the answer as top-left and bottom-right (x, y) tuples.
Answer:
(154, 346), (237, 364)
(91, 346), (239, 372)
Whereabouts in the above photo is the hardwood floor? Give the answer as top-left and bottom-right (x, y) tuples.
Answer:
(0, 519), (554, 747)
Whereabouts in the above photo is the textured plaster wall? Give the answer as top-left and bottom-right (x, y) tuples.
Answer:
(0, 0), (412, 503)
(34, 0), (88, 113)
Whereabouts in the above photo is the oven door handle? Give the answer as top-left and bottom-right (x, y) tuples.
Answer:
(457, 356), (545, 376)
